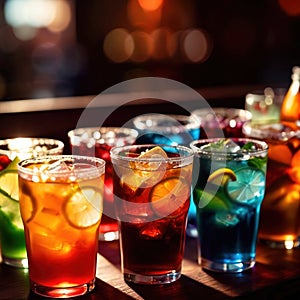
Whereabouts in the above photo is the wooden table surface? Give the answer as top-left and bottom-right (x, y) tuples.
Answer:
(1, 236), (300, 300)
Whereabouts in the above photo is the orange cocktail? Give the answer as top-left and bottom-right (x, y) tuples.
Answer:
(18, 155), (105, 298)
(243, 122), (300, 249)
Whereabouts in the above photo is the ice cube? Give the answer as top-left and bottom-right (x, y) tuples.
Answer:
(223, 139), (240, 153)
(140, 222), (167, 239)
(215, 211), (239, 226)
(202, 139), (241, 153)
(46, 160), (71, 173)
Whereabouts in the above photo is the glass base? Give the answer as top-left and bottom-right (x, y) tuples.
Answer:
(99, 230), (119, 241)
(31, 278), (95, 298)
(2, 256), (28, 268)
(259, 238), (300, 249)
(200, 257), (255, 273)
(124, 271), (181, 285)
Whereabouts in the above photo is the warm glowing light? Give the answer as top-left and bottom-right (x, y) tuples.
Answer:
(130, 31), (153, 62)
(4, 0), (55, 28)
(151, 28), (171, 60)
(284, 239), (295, 250)
(48, 0), (71, 33)
(278, 0), (300, 16)
(127, 0), (162, 29)
(138, 0), (163, 11)
(182, 29), (212, 63)
(103, 28), (134, 63)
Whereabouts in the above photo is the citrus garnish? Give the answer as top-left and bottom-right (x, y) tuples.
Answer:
(63, 186), (103, 229)
(225, 167), (265, 204)
(149, 176), (190, 218)
(0, 156), (20, 202)
(122, 146), (168, 190)
(207, 168), (236, 187)
(194, 187), (229, 211)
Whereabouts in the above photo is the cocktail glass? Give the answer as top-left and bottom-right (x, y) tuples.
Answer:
(192, 107), (252, 138)
(245, 88), (285, 124)
(190, 138), (268, 272)
(0, 137), (64, 268)
(132, 113), (200, 238)
(243, 121), (300, 249)
(18, 155), (105, 298)
(68, 127), (138, 241)
(110, 144), (194, 284)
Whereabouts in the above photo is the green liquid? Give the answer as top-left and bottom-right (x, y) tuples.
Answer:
(0, 209), (26, 260)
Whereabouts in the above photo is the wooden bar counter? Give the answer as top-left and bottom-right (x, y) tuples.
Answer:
(1, 236), (300, 299)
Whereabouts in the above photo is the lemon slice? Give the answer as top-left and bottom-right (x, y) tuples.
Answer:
(138, 146), (168, 159)
(207, 168), (236, 187)
(63, 186), (103, 229)
(149, 176), (190, 218)
(0, 157), (20, 202)
(122, 146), (168, 191)
(225, 167), (265, 204)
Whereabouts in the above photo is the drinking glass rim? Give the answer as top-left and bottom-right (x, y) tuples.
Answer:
(0, 137), (64, 156)
(68, 127), (138, 143)
(243, 121), (300, 141)
(110, 144), (194, 163)
(132, 113), (201, 132)
(192, 107), (252, 122)
(190, 138), (268, 157)
(18, 155), (106, 178)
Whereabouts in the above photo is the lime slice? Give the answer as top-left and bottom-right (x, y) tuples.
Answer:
(194, 187), (229, 211)
(225, 167), (265, 204)
(0, 157), (20, 202)
(63, 186), (103, 229)
(207, 168), (236, 187)
(149, 176), (190, 218)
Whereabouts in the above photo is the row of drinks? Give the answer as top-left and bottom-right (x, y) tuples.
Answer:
(0, 66), (299, 298)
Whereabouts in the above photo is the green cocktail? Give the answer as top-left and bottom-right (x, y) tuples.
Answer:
(0, 138), (64, 268)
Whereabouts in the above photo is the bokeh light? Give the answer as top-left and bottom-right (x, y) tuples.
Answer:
(103, 28), (134, 63)
(130, 30), (153, 62)
(138, 0), (163, 11)
(182, 29), (213, 63)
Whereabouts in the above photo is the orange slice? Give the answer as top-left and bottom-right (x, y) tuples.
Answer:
(63, 186), (103, 229)
(149, 176), (190, 218)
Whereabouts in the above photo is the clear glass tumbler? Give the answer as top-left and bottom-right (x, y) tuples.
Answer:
(243, 121), (300, 249)
(18, 155), (105, 298)
(191, 138), (268, 272)
(111, 144), (194, 284)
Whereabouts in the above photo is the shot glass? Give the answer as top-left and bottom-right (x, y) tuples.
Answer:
(0, 137), (64, 268)
(68, 127), (138, 241)
(110, 144), (194, 284)
(190, 138), (268, 272)
(192, 107), (252, 138)
(243, 121), (300, 249)
(18, 155), (105, 298)
(132, 113), (200, 238)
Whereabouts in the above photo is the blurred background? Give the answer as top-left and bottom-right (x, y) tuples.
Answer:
(0, 0), (299, 101)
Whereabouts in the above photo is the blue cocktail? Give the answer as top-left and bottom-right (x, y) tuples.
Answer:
(191, 138), (268, 272)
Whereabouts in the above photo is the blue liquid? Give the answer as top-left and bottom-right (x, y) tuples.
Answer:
(192, 142), (267, 272)
(196, 200), (260, 268)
